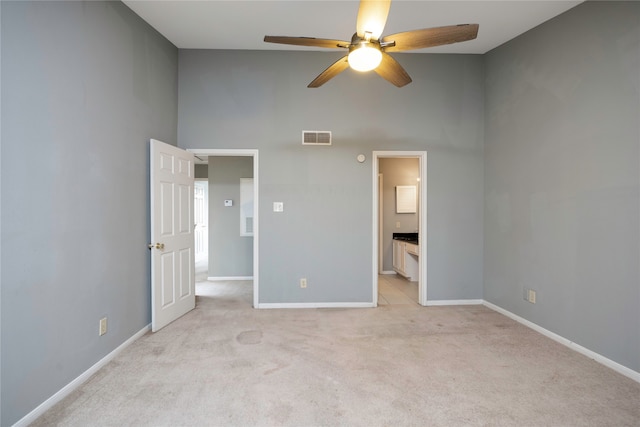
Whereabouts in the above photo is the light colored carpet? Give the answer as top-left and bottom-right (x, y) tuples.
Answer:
(32, 280), (640, 426)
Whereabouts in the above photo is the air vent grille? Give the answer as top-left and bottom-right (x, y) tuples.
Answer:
(302, 131), (332, 145)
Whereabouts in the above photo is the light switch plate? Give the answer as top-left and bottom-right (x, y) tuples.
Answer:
(273, 202), (284, 212)
(224, 199), (233, 207)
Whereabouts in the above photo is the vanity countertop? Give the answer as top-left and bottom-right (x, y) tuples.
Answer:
(392, 232), (418, 245)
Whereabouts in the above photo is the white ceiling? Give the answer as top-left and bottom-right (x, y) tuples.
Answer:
(123, 0), (582, 54)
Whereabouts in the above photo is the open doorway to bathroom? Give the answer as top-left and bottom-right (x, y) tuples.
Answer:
(373, 151), (427, 306)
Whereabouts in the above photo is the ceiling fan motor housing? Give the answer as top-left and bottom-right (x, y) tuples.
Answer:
(349, 33), (380, 50)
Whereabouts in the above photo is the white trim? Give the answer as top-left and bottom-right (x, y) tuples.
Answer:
(483, 301), (640, 384)
(13, 324), (151, 427)
(207, 276), (253, 281)
(426, 299), (483, 306)
(373, 151), (428, 307)
(257, 302), (376, 309)
(187, 148), (257, 157)
(186, 149), (259, 308)
(380, 270), (396, 275)
(378, 173), (383, 274)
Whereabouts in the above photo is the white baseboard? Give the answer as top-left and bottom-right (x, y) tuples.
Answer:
(426, 299), (483, 306)
(14, 324), (151, 427)
(207, 276), (253, 281)
(483, 301), (640, 384)
(257, 302), (376, 309)
(380, 270), (396, 275)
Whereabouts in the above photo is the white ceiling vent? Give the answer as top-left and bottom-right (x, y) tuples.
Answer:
(302, 131), (332, 146)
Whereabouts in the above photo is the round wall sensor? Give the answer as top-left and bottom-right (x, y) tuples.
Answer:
(357, 154), (366, 163)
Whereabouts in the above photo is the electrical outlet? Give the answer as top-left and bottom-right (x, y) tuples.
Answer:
(396, 222), (401, 228)
(300, 278), (307, 288)
(99, 317), (108, 336)
(528, 290), (537, 304)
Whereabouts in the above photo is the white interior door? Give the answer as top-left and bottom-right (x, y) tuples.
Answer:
(150, 139), (195, 332)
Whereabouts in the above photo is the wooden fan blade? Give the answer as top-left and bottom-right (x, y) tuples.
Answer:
(382, 24), (479, 52)
(374, 52), (412, 87)
(356, 0), (391, 40)
(308, 56), (350, 88)
(264, 36), (349, 49)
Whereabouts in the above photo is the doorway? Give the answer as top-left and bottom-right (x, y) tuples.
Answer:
(187, 149), (259, 308)
(194, 179), (209, 282)
(373, 151), (427, 306)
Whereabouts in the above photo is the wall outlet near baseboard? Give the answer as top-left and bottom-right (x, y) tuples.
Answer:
(300, 278), (307, 288)
(99, 317), (108, 336)
(523, 288), (537, 304)
(524, 289), (536, 304)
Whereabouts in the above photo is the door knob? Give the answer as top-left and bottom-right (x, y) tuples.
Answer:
(148, 243), (165, 250)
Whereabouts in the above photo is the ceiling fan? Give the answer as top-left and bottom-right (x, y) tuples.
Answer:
(264, 0), (478, 88)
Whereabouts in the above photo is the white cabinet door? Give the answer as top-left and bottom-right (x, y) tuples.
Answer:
(393, 240), (405, 274)
(150, 139), (195, 332)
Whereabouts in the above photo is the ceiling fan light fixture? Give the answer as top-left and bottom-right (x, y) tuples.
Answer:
(348, 44), (382, 72)
(264, 0), (479, 87)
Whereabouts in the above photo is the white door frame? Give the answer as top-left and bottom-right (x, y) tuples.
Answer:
(372, 151), (427, 306)
(187, 148), (259, 308)
(378, 173), (384, 274)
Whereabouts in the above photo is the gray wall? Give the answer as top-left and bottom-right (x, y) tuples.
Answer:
(0, 1), (178, 425)
(484, 1), (640, 372)
(178, 49), (485, 303)
(208, 157), (254, 277)
(379, 158), (420, 272)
